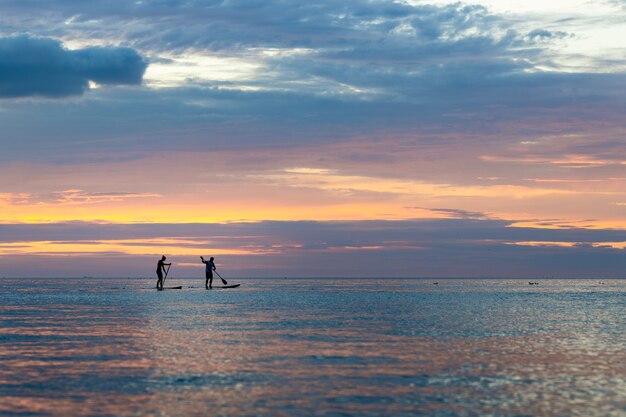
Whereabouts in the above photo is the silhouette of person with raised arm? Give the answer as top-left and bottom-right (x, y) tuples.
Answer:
(156, 255), (171, 290)
(201, 256), (216, 289)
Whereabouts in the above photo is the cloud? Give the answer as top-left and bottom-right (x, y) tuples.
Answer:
(0, 35), (147, 98)
(0, 2), (578, 91)
(4, 218), (624, 248)
(526, 28), (568, 41)
(0, 219), (625, 278)
(408, 207), (489, 220)
(0, 189), (160, 205)
(0, 2), (624, 155)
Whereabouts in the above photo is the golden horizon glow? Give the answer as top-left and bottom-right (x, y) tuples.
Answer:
(1, 154), (626, 230)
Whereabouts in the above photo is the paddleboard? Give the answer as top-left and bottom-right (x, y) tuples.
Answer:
(158, 286), (182, 290)
(207, 284), (240, 289)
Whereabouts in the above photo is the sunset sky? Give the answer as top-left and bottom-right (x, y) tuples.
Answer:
(1, 0), (626, 278)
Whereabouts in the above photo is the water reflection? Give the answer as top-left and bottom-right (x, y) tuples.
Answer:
(0, 279), (624, 416)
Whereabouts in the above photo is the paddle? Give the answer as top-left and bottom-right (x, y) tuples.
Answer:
(214, 270), (228, 285)
(163, 264), (171, 285)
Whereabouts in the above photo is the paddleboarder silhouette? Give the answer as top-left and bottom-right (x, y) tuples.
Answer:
(156, 255), (171, 290)
(201, 256), (226, 289)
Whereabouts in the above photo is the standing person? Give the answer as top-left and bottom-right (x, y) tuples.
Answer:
(201, 256), (216, 289)
(156, 255), (171, 290)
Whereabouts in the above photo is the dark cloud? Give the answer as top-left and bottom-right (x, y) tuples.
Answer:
(1, 219), (625, 278)
(0, 1), (623, 158)
(408, 207), (489, 220)
(1, 1), (494, 49)
(4, 218), (625, 247)
(0, 2), (559, 84)
(526, 29), (568, 41)
(0, 35), (147, 98)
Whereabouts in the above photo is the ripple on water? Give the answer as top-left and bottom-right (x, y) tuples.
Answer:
(0, 278), (624, 417)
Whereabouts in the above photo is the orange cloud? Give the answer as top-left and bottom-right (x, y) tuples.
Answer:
(0, 238), (262, 257)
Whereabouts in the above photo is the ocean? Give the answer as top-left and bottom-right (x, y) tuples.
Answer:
(1, 278), (624, 417)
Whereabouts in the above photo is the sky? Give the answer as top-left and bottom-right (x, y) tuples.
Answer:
(1, 0), (626, 278)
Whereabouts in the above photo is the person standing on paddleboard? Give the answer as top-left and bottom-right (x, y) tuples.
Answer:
(201, 256), (216, 289)
(156, 255), (171, 290)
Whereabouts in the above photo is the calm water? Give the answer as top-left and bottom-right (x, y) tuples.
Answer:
(1, 278), (624, 417)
